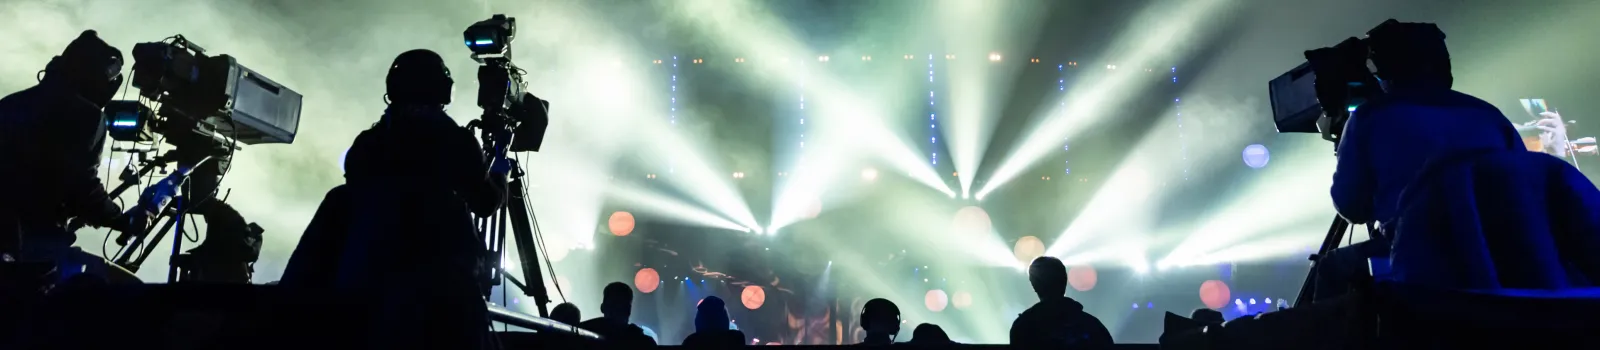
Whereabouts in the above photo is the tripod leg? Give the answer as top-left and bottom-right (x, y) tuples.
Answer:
(167, 198), (188, 283)
(506, 178), (550, 318)
(1294, 214), (1351, 307)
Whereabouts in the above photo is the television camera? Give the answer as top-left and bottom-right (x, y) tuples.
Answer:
(89, 34), (302, 283)
(461, 14), (558, 318)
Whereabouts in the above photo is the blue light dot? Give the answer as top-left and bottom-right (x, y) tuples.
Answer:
(1243, 144), (1271, 169)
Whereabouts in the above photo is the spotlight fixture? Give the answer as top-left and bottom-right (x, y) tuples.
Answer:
(945, 54), (955, 60)
(862, 55), (871, 61)
(988, 53), (1002, 62)
(652, 59), (663, 64)
(734, 57), (745, 63)
(1106, 64), (1118, 70)
(646, 174), (657, 179)
(732, 172), (746, 179)
(1030, 58), (1040, 63)
(903, 54), (913, 60)
(952, 172), (960, 177)
(1068, 61), (1078, 66)
(693, 58), (704, 64)
(1042, 176), (1051, 181)
(818, 55), (829, 62)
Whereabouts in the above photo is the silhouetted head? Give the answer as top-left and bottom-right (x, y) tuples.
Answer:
(1028, 256), (1069, 299)
(1366, 19), (1452, 90)
(385, 49), (453, 106)
(600, 282), (634, 324)
(551, 302), (581, 326)
(694, 296), (731, 333)
(860, 298), (901, 344)
(1190, 308), (1224, 325)
(910, 323), (952, 344)
(43, 30), (123, 107)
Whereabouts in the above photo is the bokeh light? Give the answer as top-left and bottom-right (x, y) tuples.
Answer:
(952, 291), (973, 310)
(801, 194), (824, 220)
(1242, 144), (1270, 168)
(1013, 236), (1045, 266)
(925, 289), (949, 312)
(1199, 280), (1231, 310)
(742, 285), (766, 310)
(635, 268), (660, 293)
(609, 211), (636, 236)
(1068, 265), (1098, 292)
(953, 206), (993, 236)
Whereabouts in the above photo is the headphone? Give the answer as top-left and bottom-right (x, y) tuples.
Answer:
(860, 298), (901, 335)
(385, 49), (453, 106)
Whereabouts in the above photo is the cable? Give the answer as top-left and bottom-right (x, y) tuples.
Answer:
(518, 152), (565, 303)
(101, 197), (125, 259)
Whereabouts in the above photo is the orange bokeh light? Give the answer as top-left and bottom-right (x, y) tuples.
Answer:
(635, 268), (659, 293)
(952, 291), (973, 310)
(925, 289), (949, 312)
(609, 211), (636, 236)
(742, 286), (766, 310)
(1068, 265), (1098, 292)
(1199, 280), (1231, 309)
(1014, 236), (1045, 265)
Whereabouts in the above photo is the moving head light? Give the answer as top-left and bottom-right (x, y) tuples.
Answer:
(464, 15), (550, 153)
(107, 35), (303, 147)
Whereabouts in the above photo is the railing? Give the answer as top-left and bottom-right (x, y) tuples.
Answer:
(485, 302), (601, 340)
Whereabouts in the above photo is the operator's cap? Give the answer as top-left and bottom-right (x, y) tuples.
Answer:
(60, 30), (123, 81)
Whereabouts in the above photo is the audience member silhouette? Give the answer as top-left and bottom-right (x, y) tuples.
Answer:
(1190, 308), (1224, 326)
(1010, 256), (1113, 349)
(682, 296), (747, 348)
(909, 323), (954, 345)
(552, 302), (582, 326)
(859, 298), (902, 345)
(578, 282), (657, 346)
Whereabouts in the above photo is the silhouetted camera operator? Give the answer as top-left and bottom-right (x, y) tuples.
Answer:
(1321, 21), (1524, 300)
(0, 30), (147, 277)
(335, 49), (509, 349)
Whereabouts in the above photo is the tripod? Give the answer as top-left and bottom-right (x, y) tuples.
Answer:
(1293, 214), (1381, 307)
(475, 141), (554, 318)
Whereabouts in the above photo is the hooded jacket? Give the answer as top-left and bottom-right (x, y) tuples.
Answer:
(1009, 295), (1113, 349)
(0, 80), (122, 249)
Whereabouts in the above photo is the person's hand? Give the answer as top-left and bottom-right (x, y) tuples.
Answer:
(111, 207), (154, 245)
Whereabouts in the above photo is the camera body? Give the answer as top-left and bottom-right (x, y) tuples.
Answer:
(1269, 20), (1428, 145)
(106, 35), (303, 148)
(1270, 38), (1383, 145)
(464, 15), (550, 153)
